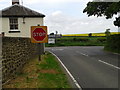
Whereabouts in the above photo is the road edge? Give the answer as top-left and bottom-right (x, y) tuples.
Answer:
(48, 51), (82, 90)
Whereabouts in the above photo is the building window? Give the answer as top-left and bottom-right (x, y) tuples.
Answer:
(9, 18), (18, 30)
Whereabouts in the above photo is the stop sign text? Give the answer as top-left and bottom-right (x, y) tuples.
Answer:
(31, 26), (48, 43)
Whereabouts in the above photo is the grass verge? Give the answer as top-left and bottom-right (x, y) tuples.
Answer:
(3, 52), (71, 88)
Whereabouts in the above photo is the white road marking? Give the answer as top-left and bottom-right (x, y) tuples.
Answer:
(51, 49), (64, 51)
(80, 53), (88, 57)
(99, 60), (120, 70)
(49, 51), (82, 90)
(113, 53), (120, 55)
(76, 51), (88, 57)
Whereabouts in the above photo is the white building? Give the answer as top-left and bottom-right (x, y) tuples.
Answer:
(0, 0), (45, 38)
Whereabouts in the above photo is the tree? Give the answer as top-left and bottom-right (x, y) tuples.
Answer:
(105, 29), (111, 37)
(83, 1), (120, 27)
(49, 33), (54, 35)
(88, 33), (92, 37)
(114, 17), (120, 27)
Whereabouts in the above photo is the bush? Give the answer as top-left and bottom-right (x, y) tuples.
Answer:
(104, 34), (120, 53)
(97, 38), (106, 42)
(79, 38), (89, 42)
(73, 38), (77, 41)
(73, 38), (89, 42)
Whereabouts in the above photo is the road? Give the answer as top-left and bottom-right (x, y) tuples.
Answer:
(46, 46), (119, 89)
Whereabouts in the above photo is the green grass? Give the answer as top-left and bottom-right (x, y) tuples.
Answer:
(3, 52), (71, 88)
(36, 52), (71, 88)
(38, 73), (69, 88)
(46, 37), (106, 47)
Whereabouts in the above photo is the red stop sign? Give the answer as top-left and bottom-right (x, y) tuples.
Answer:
(32, 28), (46, 41)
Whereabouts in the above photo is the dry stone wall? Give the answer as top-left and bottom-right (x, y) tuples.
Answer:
(2, 37), (38, 83)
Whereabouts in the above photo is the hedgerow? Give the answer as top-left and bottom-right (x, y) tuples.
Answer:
(104, 34), (120, 53)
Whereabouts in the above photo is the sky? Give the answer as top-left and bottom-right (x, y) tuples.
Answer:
(0, 0), (119, 34)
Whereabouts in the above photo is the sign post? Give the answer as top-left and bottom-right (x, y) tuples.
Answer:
(31, 26), (48, 61)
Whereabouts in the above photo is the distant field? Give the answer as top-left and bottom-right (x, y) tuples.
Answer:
(63, 32), (119, 37)
(46, 32), (119, 47)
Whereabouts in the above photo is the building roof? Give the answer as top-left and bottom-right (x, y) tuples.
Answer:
(1, 4), (45, 17)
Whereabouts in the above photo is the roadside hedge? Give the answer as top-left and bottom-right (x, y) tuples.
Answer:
(97, 38), (106, 43)
(104, 34), (120, 53)
(73, 38), (89, 42)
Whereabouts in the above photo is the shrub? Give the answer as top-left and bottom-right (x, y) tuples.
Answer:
(79, 38), (89, 42)
(73, 38), (77, 41)
(88, 33), (92, 37)
(97, 38), (106, 42)
(104, 34), (120, 53)
(73, 38), (89, 42)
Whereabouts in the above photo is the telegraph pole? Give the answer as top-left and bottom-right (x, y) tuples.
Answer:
(55, 31), (58, 43)
(118, 12), (120, 32)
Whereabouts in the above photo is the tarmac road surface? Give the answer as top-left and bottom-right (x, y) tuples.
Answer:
(46, 46), (119, 89)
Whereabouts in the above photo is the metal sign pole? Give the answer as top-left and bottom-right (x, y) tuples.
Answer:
(38, 43), (42, 61)
(39, 53), (41, 61)
(38, 43), (44, 61)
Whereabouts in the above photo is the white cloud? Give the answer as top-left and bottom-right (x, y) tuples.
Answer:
(45, 11), (118, 34)
(25, 0), (92, 4)
(51, 11), (63, 16)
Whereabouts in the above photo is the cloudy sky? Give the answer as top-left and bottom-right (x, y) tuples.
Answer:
(0, 0), (118, 34)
